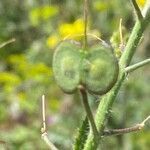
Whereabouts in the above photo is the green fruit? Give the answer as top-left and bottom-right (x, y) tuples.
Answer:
(52, 41), (82, 93)
(82, 45), (119, 94)
(53, 41), (119, 95)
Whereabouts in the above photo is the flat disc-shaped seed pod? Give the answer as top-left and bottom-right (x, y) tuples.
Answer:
(53, 41), (82, 93)
(83, 45), (119, 95)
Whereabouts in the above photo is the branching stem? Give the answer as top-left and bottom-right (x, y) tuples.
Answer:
(102, 115), (150, 136)
(83, 4), (150, 150)
(125, 58), (150, 73)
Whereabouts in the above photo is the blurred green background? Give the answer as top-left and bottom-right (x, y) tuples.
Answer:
(0, 0), (149, 149)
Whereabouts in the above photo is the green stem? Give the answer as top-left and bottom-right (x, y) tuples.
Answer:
(102, 125), (143, 136)
(125, 58), (150, 73)
(80, 88), (99, 143)
(83, 6), (150, 150)
(131, 0), (143, 20)
(83, 0), (88, 49)
(102, 115), (150, 136)
(83, 73), (125, 150)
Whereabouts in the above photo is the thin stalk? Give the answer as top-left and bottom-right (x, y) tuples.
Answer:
(0, 38), (15, 49)
(131, 0), (143, 20)
(41, 95), (58, 150)
(102, 115), (150, 136)
(80, 87), (99, 143)
(83, 0), (88, 49)
(119, 18), (125, 51)
(125, 58), (150, 73)
(119, 18), (123, 46)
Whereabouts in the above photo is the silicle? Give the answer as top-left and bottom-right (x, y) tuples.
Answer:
(53, 41), (119, 95)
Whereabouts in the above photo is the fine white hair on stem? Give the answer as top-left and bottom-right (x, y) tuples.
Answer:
(41, 95), (58, 150)
(63, 33), (110, 48)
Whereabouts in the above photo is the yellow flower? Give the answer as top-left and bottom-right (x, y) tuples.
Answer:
(42, 6), (58, 20)
(46, 35), (59, 48)
(28, 63), (52, 77)
(8, 54), (26, 65)
(59, 23), (73, 38)
(0, 72), (20, 85)
(29, 5), (58, 26)
(73, 19), (85, 35)
(136, 0), (146, 7)
(8, 54), (29, 74)
(58, 19), (85, 39)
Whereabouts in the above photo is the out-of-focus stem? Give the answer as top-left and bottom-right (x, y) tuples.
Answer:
(83, 0), (88, 49)
(125, 58), (150, 73)
(102, 115), (150, 136)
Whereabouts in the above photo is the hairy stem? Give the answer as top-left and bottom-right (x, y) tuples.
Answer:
(73, 117), (89, 150)
(83, 6), (150, 150)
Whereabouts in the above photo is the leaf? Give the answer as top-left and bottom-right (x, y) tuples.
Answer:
(73, 117), (89, 150)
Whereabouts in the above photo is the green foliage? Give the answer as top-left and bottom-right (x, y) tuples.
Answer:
(74, 117), (89, 150)
(0, 0), (149, 149)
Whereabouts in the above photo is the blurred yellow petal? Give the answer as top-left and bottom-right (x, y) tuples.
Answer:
(29, 8), (40, 26)
(29, 5), (58, 26)
(29, 63), (52, 77)
(8, 54), (26, 64)
(59, 23), (73, 38)
(136, 0), (146, 7)
(59, 19), (85, 40)
(73, 19), (85, 34)
(0, 72), (20, 85)
(46, 35), (59, 48)
(8, 54), (29, 75)
(41, 6), (59, 20)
